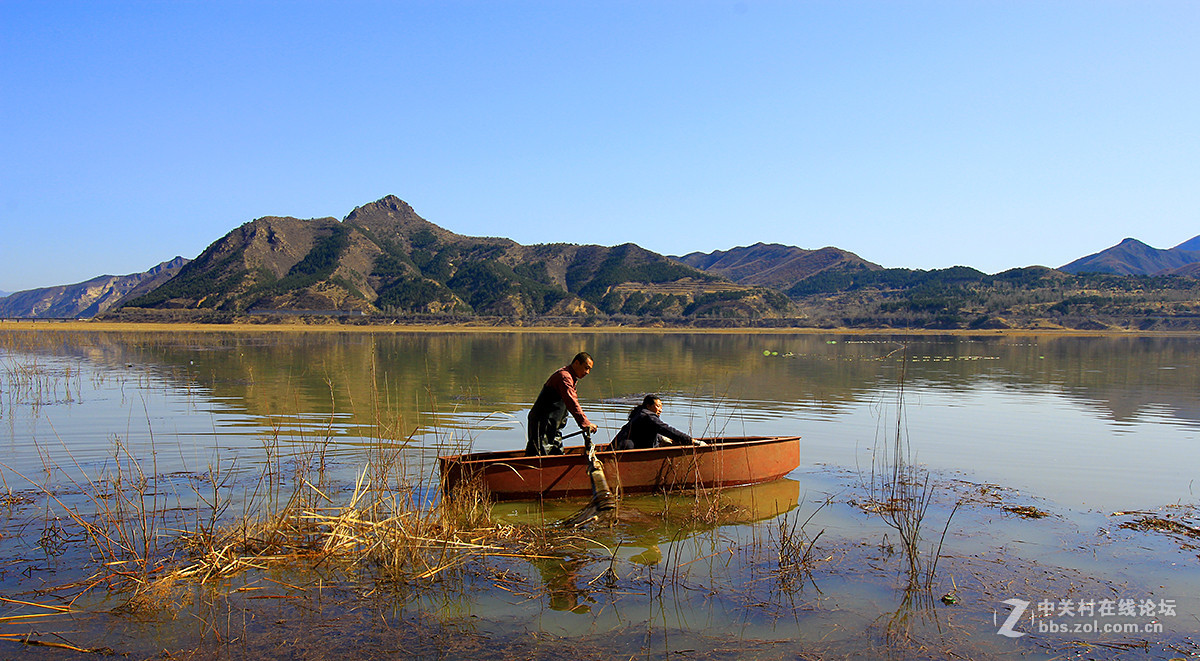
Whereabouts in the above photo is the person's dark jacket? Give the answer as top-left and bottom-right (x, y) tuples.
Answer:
(526, 366), (591, 456)
(611, 406), (693, 450)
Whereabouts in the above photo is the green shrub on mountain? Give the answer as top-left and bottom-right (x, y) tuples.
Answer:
(376, 276), (460, 312)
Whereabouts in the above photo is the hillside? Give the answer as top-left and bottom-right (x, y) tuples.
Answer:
(0, 258), (188, 318)
(1060, 237), (1200, 275)
(785, 264), (1200, 331)
(62, 200), (1200, 331)
(118, 196), (793, 321)
(1172, 236), (1200, 252)
(1165, 262), (1200, 278)
(672, 243), (880, 288)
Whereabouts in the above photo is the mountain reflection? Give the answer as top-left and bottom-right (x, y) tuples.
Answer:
(7, 330), (1199, 433)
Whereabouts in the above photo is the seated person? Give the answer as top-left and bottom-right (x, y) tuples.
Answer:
(611, 395), (706, 450)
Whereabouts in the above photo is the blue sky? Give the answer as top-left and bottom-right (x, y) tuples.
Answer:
(2, 1), (1198, 292)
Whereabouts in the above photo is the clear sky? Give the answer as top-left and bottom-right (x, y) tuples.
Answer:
(2, 1), (1198, 292)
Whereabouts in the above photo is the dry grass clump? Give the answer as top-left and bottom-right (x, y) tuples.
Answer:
(162, 465), (508, 592)
(117, 572), (190, 615)
(1002, 504), (1050, 519)
(1119, 515), (1200, 539)
(0, 341), (562, 625)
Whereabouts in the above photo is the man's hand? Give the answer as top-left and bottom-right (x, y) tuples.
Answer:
(585, 423), (598, 434)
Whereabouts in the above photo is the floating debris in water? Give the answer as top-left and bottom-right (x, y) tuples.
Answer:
(1003, 505), (1050, 519)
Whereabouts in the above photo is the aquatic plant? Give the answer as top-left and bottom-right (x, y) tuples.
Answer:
(867, 344), (958, 592)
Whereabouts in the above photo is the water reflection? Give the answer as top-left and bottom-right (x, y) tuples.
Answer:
(4, 329), (1200, 658)
(492, 479), (801, 614)
(10, 331), (1200, 425)
(2, 330), (1199, 510)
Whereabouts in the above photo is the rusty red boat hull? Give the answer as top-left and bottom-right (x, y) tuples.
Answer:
(438, 436), (800, 501)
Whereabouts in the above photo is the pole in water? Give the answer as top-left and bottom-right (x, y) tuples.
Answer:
(558, 430), (618, 527)
(583, 431), (617, 512)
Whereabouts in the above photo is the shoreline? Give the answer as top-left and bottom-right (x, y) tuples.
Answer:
(2, 319), (1198, 337)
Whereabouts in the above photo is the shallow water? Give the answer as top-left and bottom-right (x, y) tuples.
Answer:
(2, 329), (1198, 658)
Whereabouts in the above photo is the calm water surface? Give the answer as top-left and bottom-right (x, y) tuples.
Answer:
(2, 329), (1198, 658)
(4, 330), (1196, 511)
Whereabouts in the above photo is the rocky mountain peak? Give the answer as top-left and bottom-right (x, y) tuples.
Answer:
(343, 195), (459, 245)
(1061, 236), (1200, 275)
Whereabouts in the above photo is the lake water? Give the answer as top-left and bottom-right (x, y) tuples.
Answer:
(2, 328), (1198, 658)
(5, 330), (1196, 511)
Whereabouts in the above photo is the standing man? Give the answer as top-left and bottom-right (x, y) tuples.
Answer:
(526, 352), (599, 456)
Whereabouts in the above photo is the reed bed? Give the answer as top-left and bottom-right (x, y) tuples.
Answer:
(0, 336), (849, 620)
(0, 349), (611, 622)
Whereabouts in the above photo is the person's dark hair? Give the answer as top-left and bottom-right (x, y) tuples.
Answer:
(629, 394), (660, 420)
(572, 351), (593, 366)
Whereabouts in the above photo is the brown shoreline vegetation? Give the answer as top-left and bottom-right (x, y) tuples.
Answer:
(2, 440), (1198, 659)
(3, 318), (1199, 338)
(4, 452), (1197, 659)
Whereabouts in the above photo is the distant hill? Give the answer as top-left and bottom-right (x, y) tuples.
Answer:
(782, 263), (1200, 331)
(1173, 236), (1200, 252)
(56, 196), (1200, 331)
(672, 243), (880, 288)
(1163, 261), (1200, 278)
(1060, 237), (1200, 275)
(0, 257), (189, 318)
(119, 196), (793, 320)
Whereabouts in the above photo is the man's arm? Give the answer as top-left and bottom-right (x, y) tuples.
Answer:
(551, 369), (595, 431)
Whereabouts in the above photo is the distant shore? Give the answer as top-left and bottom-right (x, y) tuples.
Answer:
(1, 319), (1196, 337)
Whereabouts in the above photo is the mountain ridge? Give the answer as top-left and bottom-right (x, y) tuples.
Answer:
(1060, 236), (1200, 275)
(10, 196), (1200, 331)
(672, 242), (880, 287)
(0, 257), (189, 318)
(118, 196), (793, 320)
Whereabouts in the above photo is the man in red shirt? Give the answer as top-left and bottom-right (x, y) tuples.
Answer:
(526, 352), (599, 456)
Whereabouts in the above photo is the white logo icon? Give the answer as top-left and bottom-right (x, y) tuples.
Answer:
(996, 599), (1029, 638)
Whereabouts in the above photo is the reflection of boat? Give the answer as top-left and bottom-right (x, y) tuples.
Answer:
(439, 436), (800, 501)
(492, 477), (802, 527)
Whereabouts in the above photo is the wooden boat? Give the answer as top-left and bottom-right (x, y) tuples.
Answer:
(438, 435), (800, 501)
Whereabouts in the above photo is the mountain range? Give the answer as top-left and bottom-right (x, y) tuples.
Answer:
(1059, 237), (1200, 275)
(672, 243), (880, 288)
(1, 195), (1197, 328)
(0, 257), (188, 319)
(114, 196), (811, 320)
